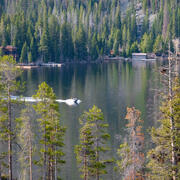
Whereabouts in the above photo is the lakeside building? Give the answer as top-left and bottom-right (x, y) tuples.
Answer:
(0, 45), (17, 60)
(132, 53), (147, 60)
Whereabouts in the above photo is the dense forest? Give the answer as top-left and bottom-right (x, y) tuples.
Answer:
(0, 0), (180, 63)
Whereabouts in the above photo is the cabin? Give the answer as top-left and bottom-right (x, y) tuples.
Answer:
(0, 45), (17, 59)
(132, 53), (147, 60)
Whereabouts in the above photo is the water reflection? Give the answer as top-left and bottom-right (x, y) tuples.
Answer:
(21, 61), (160, 180)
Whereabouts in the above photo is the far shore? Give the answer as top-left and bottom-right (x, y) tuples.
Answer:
(16, 55), (170, 69)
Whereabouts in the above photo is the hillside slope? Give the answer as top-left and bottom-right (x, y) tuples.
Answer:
(0, 0), (179, 62)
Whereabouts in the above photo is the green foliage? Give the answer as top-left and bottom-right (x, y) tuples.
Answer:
(48, 15), (60, 62)
(39, 20), (49, 62)
(0, 0), (179, 60)
(142, 9), (149, 35)
(140, 33), (153, 53)
(61, 23), (74, 61)
(33, 82), (66, 179)
(75, 105), (112, 179)
(75, 123), (95, 179)
(0, 55), (23, 179)
(153, 35), (163, 54)
(89, 33), (99, 60)
(116, 143), (131, 173)
(113, 40), (119, 56)
(115, 7), (121, 30)
(131, 41), (139, 53)
(0, 55), (22, 93)
(147, 78), (180, 179)
(74, 26), (88, 61)
(20, 42), (28, 63)
(28, 52), (32, 63)
(143, 0), (148, 12)
(0, 48), (3, 56)
(17, 105), (35, 180)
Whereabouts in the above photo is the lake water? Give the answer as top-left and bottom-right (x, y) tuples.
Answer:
(21, 60), (161, 179)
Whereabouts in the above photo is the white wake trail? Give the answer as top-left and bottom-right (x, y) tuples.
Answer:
(9, 96), (81, 106)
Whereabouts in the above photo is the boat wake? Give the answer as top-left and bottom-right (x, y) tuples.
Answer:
(9, 96), (81, 106)
(56, 98), (81, 106)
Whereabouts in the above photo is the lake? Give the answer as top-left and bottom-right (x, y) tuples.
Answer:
(21, 60), (161, 179)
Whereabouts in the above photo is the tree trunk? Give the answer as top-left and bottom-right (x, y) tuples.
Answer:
(43, 125), (47, 180)
(50, 156), (53, 180)
(132, 129), (136, 180)
(175, 57), (178, 78)
(48, 156), (51, 180)
(51, 157), (54, 180)
(84, 152), (87, 180)
(54, 151), (57, 180)
(51, 144), (55, 180)
(168, 57), (177, 180)
(29, 135), (32, 180)
(96, 135), (99, 180)
(96, 151), (99, 180)
(8, 86), (12, 180)
(54, 122), (58, 180)
(0, 163), (2, 180)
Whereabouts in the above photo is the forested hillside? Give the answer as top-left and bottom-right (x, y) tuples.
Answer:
(0, 0), (179, 63)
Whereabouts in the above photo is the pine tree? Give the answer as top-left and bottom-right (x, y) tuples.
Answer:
(113, 40), (119, 56)
(122, 25), (127, 48)
(113, 29), (122, 55)
(30, 37), (38, 62)
(75, 123), (95, 180)
(0, 48), (3, 56)
(140, 33), (152, 53)
(48, 15), (60, 62)
(20, 42), (28, 63)
(171, 10), (177, 39)
(28, 52), (32, 63)
(142, 9), (149, 35)
(39, 25), (49, 62)
(131, 14), (137, 42)
(18, 104), (35, 180)
(147, 78), (180, 179)
(117, 107), (145, 180)
(33, 82), (66, 180)
(75, 105), (112, 180)
(0, 55), (23, 180)
(131, 41), (139, 53)
(153, 35), (163, 55)
(0, 19), (7, 46)
(74, 26), (88, 61)
(177, 8), (180, 37)
(39, 9), (49, 63)
(61, 23), (74, 62)
(89, 33), (99, 60)
(115, 7), (121, 30)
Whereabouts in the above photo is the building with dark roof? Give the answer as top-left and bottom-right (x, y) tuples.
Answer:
(0, 45), (17, 59)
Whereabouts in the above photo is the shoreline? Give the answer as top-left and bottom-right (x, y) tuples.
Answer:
(16, 56), (166, 69)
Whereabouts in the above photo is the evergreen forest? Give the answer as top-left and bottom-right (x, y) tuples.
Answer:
(0, 0), (179, 63)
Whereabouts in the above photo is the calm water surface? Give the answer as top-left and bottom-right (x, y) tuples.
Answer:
(21, 61), (161, 179)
